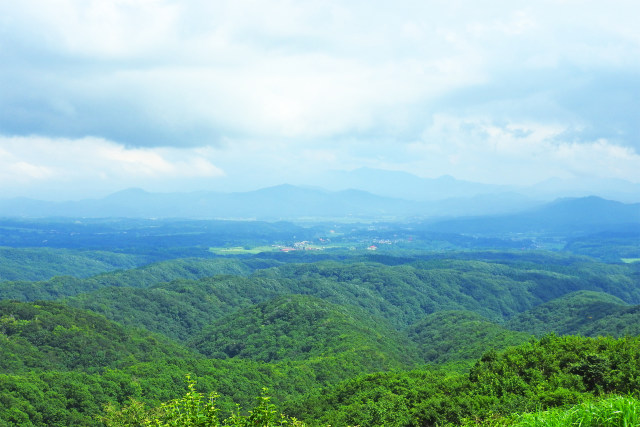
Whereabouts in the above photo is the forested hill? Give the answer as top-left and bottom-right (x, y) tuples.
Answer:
(507, 290), (640, 338)
(2, 218), (640, 425)
(0, 300), (196, 373)
(285, 334), (640, 426)
(0, 257), (274, 301)
(506, 291), (629, 335)
(0, 247), (145, 282)
(189, 294), (417, 366)
(407, 310), (530, 363)
(3, 252), (637, 342)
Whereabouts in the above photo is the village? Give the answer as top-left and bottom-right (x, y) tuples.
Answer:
(275, 237), (398, 253)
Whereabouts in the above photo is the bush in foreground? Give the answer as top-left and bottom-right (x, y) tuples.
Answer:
(102, 376), (306, 427)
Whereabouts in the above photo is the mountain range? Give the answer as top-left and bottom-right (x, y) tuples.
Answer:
(423, 195), (640, 234)
(1, 167), (639, 222)
(302, 168), (640, 202)
(1, 186), (639, 230)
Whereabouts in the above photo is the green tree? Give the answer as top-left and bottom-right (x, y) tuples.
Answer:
(102, 377), (306, 427)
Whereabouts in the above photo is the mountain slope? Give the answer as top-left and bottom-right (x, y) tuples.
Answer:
(506, 290), (629, 336)
(408, 310), (530, 363)
(577, 305), (640, 337)
(0, 247), (143, 282)
(286, 335), (640, 426)
(189, 294), (417, 367)
(0, 186), (419, 219)
(256, 258), (640, 326)
(59, 255), (640, 344)
(0, 257), (260, 302)
(65, 275), (285, 342)
(319, 168), (509, 201)
(0, 300), (195, 373)
(428, 196), (640, 234)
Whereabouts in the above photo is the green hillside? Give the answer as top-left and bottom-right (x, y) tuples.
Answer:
(0, 300), (196, 373)
(189, 294), (417, 366)
(6, 333), (639, 426)
(0, 257), (262, 301)
(0, 247), (143, 282)
(286, 334), (640, 426)
(576, 305), (640, 337)
(506, 290), (629, 336)
(52, 254), (640, 345)
(65, 275), (286, 341)
(1, 241), (640, 426)
(408, 310), (530, 363)
(564, 231), (640, 261)
(256, 258), (640, 326)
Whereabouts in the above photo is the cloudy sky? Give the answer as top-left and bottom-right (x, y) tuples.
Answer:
(1, 0), (639, 200)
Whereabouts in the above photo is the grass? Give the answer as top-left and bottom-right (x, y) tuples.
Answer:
(208, 244), (356, 255)
(621, 258), (640, 264)
(511, 395), (640, 426)
(456, 395), (640, 426)
(208, 246), (276, 255)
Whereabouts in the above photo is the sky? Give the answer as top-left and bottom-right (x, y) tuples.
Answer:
(1, 0), (639, 200)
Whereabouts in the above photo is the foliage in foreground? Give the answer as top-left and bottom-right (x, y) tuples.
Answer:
(3, 333), (640, 426)
(286, 334), (640, 426)
(102, 378), (640, 427)
(102, 376), (306, 427)
(2, 250), (640, 426)
(505, 394), (640, 427)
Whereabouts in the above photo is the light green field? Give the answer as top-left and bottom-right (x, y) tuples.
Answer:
(209, 244), (352, 255)
(621, 258), (640, 263)
(208, 246), (276, 255)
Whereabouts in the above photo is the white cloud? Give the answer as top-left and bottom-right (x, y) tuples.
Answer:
(7, 162), (55, 182)
(0, 0), (180, 59)
(1, 1), (640, 196)
(407, 115), (640, 184)
(0, 136), (224, 199)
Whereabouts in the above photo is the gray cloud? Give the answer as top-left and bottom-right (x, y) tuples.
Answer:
(555, 71), (640, 148)
(429, 67), (640, 152)
(1, 0), (639, 196)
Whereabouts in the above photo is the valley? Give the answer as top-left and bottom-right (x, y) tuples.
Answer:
(0, 195), (639, 425)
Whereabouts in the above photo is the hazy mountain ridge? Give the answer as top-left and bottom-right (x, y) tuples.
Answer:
(423, 196), (640, 234)
(0, 186), (416, 219)
(316, 168), (510, 201)
(1, 182), (639, 222)
(308, 168), (640, 203)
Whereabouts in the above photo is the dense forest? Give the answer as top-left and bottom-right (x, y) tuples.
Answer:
(1, 204), (639, 426)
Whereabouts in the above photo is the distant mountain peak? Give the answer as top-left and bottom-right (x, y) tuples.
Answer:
(107, 187), (150, 197)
